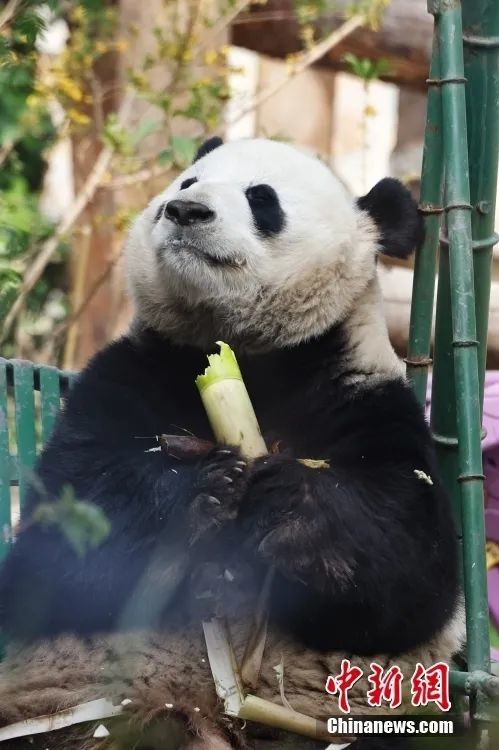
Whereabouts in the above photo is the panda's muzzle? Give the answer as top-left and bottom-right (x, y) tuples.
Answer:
(165, 200), (215, 226)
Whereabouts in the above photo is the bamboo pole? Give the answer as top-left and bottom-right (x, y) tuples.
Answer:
(431, 0), (490, 689)
(460, 0), (499, 717)
(462, 0), (499, 412)
(406, 29), (444, 406)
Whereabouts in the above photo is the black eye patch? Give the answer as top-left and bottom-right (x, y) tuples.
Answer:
(245, 184), (285, 237)
(180, 177), (198, 190)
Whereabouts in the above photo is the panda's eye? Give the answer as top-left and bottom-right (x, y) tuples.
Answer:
(180, 177), (198, 190)
(245, 184), (285, 236)
(246, 184), (276, 203)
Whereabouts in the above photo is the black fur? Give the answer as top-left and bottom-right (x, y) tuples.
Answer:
(245, 183), (286, 236)
(357, 178), (425, 258)
(193, 136), (223, 163)
(180, 176), (198, 190)
(153, 202), (165, 223)
(0, 324), (458, 653)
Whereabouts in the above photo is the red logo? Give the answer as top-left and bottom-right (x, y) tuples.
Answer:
(367, 663), (403, 709)
(410, 662), (451, 712)
(325, 661), (451, 714)
(325, 658), (364, 714)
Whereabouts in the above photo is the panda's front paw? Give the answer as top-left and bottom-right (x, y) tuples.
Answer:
(189, 447), (249, 542)
(239, 454), (319, 577)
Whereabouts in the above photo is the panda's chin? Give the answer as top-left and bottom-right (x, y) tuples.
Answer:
(164, 238), (247, 271)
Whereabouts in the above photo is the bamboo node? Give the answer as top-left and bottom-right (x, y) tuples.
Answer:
(426, 76), (467, 86)
(404, 356), (433, 367)
(418, 203), (443, 215)
(444, 202), (473, 211)
(439, 232), (499, 251)
(457, 473), (486, 483)
(451, 339), (479, 348)
(463, 33), (499, 49)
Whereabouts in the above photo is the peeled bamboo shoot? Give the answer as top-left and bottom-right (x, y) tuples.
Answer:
(196, 342), (267, 459)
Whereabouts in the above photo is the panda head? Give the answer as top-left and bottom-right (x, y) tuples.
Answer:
(125, 137), (423, 350)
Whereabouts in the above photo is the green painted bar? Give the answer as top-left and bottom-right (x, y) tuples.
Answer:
(0, 362), (11, 560)
(406, 31), (443, 406)
(450, 669), (499, 694)
(12, 361), (37, 515)
(462, 0), (499, 411)
(39, 366), (61, 445)
(436, 1), (490, 678)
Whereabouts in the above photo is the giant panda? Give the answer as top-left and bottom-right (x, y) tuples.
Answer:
(0, 137), (463, 750)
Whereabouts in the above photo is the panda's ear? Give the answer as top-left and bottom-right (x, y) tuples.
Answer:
(193, 136), (223, 163)
(356, 177), (424, 259)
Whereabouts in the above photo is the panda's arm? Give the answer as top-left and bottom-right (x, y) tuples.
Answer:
(240, 451), (431, 584)
(236, 382), (457, 629)
(0, 336), (246, 638)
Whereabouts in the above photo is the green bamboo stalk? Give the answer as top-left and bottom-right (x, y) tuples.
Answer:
(431, 256), (461, 538)
(406, 31), (443, 407)
(462, 0), (499, 410)
(434, 0), (489, 680)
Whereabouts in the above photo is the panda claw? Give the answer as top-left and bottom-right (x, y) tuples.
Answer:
(207, 495), (221, 505)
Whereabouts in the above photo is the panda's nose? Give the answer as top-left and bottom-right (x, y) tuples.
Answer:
(165, 200), (215, 226)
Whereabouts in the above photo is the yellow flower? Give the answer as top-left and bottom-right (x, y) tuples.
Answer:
(204, 49), (218, 66)
(58, 75), (84, 102)
(115, 39), (129, 53)
(95, 41), (108, 55)
(299, 25), (315, 48)
(71, 6), (85, 22)
(68, 109), (91, 125)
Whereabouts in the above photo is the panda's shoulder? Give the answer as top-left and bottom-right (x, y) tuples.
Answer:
(67, 329), (197, 401)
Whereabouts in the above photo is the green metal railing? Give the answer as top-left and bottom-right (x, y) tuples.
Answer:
(407, 0), (499, 723)
(0, 358), (72, 561)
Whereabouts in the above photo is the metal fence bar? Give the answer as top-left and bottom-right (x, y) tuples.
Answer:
(12, 361), (37, 516)
(39, 366), (61, 445)
(0, 362), (10, 561)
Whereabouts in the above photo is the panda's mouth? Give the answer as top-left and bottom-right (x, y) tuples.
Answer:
(169, 238), (246, 270)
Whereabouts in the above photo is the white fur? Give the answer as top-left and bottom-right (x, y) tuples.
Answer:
(125, 138), (398, 375)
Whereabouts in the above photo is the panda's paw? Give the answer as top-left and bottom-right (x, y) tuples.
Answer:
(239, 454), (317, 569)
(189, 447), (249, 542)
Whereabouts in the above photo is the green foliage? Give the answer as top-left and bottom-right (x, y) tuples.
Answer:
(0, 268), (21, 321)
(32, 485), (111, 557)
(342, 52), (391, 83)
(0, 178), (53, 253)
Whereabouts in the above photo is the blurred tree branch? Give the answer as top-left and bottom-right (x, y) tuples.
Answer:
(1, 93), (134, 345)
(0, 0), (21, 30)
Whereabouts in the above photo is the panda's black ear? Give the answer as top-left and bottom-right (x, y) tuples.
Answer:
(193, 136), (223, 163)
(356, 177), (424, 259)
